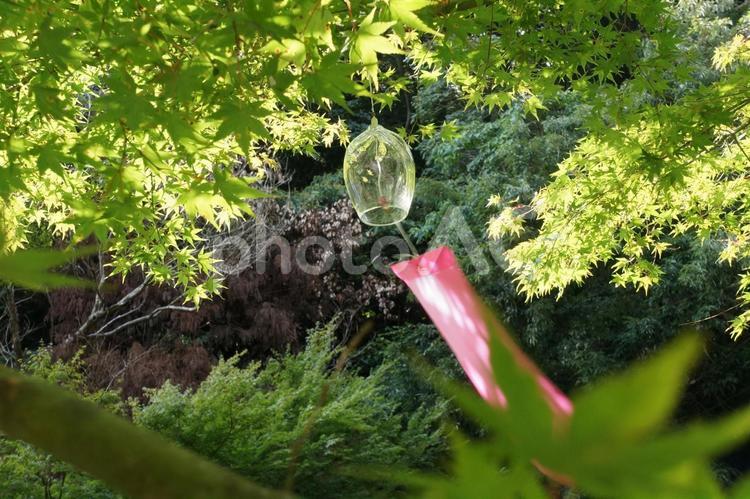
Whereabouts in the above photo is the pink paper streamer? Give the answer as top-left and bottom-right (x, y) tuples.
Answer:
(391, 246), (573, 417)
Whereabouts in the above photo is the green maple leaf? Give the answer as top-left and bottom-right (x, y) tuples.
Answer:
(349, 9), (403, 88)
(388, 0), (440, 35)
(302, 54), (365, 110)
(262, 38), (307, 69)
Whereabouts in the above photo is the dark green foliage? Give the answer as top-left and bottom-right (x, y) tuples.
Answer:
(352, 323), (462, 415)
(410, 80), (463, 126)
(515, 237), (749, 418)
(415, 90), (587, 183)
(408, 81), (750, 432)
(393, 65), (750, 470)
(401, 72), (748, 419)
(135, 322), (449, 498)
(290, 171), (347, 210)
(396, 86), (589, 265)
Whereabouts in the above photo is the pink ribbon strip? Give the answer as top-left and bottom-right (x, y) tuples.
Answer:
(391, 246), (573, 417)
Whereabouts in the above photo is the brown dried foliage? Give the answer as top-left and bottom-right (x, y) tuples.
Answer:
(40, 199), (408, 398)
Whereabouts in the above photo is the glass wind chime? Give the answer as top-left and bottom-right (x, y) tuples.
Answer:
(343, 116), (418, 255)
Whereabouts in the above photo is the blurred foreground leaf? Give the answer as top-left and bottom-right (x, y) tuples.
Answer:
(569, 333), (702, 448)
(0, 248), (91, 290)
(0, 365), (289, 499)
(408, 311), (750, 498)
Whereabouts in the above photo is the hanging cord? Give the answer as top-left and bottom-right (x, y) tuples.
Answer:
(396, 220), (419, 257)
(368, 78), (376, 119)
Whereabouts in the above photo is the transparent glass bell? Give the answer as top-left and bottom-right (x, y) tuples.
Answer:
(344, 117), (416, 226)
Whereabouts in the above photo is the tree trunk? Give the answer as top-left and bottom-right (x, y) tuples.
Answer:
(6, 285), (22, 365)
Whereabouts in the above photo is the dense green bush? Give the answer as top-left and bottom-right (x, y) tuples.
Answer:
(352, 323), (462, 414)
(289, 171), (347, 210)
(134, 322), (449, 498)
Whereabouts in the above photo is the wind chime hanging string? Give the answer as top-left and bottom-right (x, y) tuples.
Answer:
(343, 113), (573, 483)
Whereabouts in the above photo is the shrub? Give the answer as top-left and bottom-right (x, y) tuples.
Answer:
(352, 323), (462, 415)
(134, 321), (450, 498)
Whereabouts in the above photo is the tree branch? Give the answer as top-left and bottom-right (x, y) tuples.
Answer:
(72, 269), (151, 339)
(89, 303), (197, 338)
(5, 286), (22, 365)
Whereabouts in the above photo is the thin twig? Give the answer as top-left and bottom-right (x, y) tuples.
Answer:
(482, 1), (495, 78)
(74, 275), (152, 338)
(679, 303), (742, 326)
(91, 304), (144, 337)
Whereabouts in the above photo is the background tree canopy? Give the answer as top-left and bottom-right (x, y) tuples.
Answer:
(487, 1), (750, 338)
